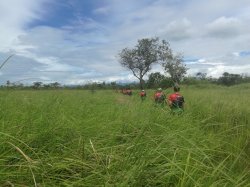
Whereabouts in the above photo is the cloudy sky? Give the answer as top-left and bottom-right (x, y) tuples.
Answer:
(0, 0), (250, 85)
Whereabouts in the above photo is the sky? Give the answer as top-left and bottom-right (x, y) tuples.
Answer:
(0, 0), (250, 85)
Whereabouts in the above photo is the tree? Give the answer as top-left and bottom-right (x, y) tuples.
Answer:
(43, 84), (51, 89)
(50, 82), (60, 88)
(161, 53), (188, 84)
(218, 72), (242, 86)
(118, 37), (165, 89)
(110, 81), (117, 89)
(160, 77), (173, 88)
(33, 82), (43, 89)
(147, 72), (165, 88)
(196, 72), (207, 80)
(147, 72), (166, 88)
(6, 80), (11, 87)
(147, 72), (173, 89)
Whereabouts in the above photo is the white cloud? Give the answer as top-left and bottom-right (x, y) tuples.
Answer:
(93, 6), (111, 15)
(233, 52), (240, 57)
(198, 59), (206, 63)
(159, 18), (193, 41)
(0, 0), (48, 51)
(206, 17), (243, 38)
(187, 55), (250, 77)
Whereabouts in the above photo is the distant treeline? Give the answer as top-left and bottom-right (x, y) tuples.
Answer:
(142, 71), (250, 89)
(1, 72), (250, 90)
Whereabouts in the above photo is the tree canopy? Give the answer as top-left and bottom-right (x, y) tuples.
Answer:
(118, 37), (169, 89)
(160, 53), (188, 84)
(147, 72), (172, 89)
(118, 37), (188, 87)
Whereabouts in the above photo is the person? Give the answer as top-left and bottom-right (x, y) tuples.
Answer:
(126, 88), (132, 96)
(121, 89), (126, 94)
(140, 90), (146, 101)
(168, 85), (184, 114)
(154, 88), (166, 105)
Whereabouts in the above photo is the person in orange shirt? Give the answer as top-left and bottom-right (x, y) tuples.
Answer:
(168, 85), (184, 113)
(139, 90), (146, 101)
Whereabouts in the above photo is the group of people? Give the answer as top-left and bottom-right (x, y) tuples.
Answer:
(140, 85), (185, 113)
(120, 85), (184, 113)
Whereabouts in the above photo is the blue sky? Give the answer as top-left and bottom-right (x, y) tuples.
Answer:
(0, 0), (250, 85)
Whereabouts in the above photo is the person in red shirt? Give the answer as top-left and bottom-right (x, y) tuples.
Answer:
(168, 85), (184, 113)
(126, 88), (132, 96)
(140, 90), (146, 101)
(154, 88), (166, 105)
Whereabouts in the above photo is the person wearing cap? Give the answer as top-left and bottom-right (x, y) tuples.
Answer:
(168, 85), (185, 113)
(154, 88), (166, 105)
(139, 90), (146, 101)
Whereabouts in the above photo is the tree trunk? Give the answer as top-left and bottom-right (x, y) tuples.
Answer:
(139, 78), (144, 90)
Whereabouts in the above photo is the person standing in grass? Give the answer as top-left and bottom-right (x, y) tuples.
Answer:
(126, 88), (132, 96)
(154, 88), (166, 105)
(140, 90), (146, 101)
(168, 85), (184, 114)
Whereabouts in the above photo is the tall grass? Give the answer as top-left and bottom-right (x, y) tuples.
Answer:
(0, 86), (249, 186)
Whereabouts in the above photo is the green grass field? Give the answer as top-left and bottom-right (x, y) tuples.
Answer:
(0, 85), (249, 186)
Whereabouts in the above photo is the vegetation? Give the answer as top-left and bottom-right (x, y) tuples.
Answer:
(218, 72), (245, 86)
(0, 55), (14, 70)
(118, 38), (161, 89)
(146, 72), (250, 89)
(2, 70), (250, 91)
(147, 72), (174, 89)
(118, 37), (188, 89)
(161, 53), (188, 84)
(157, 40), (188, 84)
(0, 84), (249, 186)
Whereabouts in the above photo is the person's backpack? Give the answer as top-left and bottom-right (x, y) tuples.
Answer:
(155, 92), (165, 103)
(141, 92), (146, 97)
(172, 95), (184, 108)
(127, 90), (132, 96)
